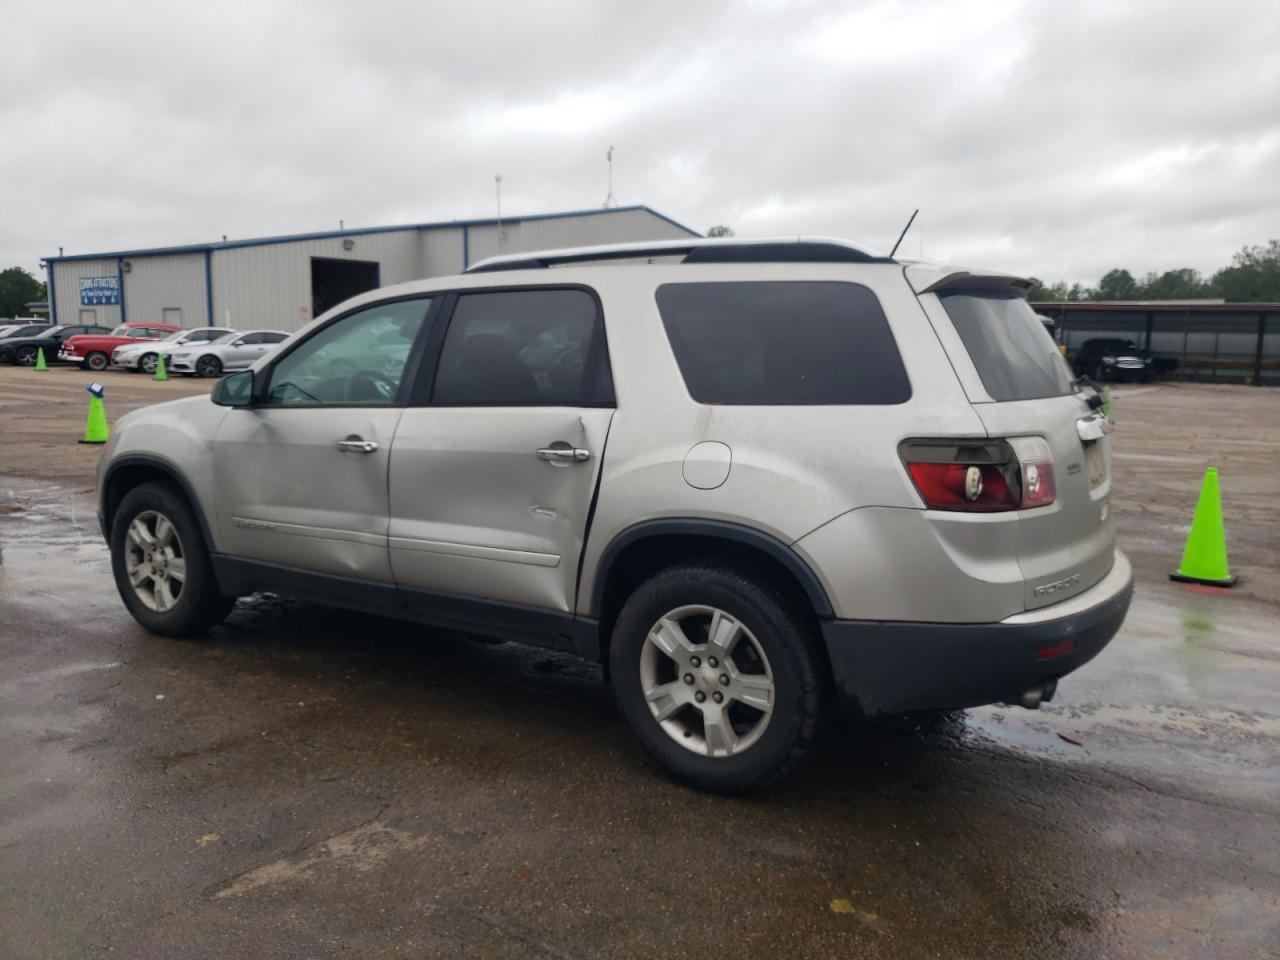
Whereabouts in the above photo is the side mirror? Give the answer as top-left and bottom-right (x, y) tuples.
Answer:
(211, 369), (255, 407)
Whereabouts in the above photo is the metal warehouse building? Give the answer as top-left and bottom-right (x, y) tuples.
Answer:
(43, 205), (697, 332)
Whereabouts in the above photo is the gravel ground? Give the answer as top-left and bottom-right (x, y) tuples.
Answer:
(1, 369), (1277, 958)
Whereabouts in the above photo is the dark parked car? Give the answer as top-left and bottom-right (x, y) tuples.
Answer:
(1074, 338), (1152, 382)
(0, 323), (50, 345)
(0, 324), (113, 365)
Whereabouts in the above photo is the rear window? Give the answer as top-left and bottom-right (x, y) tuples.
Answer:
(655, 281), (911, 405)
(937, 292), (1075, 401)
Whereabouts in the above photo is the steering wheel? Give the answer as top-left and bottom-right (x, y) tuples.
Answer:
(345, 370), (395, 402)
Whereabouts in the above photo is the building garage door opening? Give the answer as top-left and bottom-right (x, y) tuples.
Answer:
(311, 257), (380, 318)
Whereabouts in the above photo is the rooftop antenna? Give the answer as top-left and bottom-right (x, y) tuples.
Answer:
(603, 146), (617, 208)
(495, 174), (506, 242)
(888, 208), (918, 258)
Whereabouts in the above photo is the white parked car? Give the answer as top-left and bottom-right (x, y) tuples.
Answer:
(169, 330), (290, 377)
(112, 328), (238, 374)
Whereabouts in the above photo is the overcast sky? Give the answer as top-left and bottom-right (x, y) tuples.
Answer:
(4, 0), (1278, 285)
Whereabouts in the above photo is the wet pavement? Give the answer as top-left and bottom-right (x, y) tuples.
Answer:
(2, 382), (1280, 958)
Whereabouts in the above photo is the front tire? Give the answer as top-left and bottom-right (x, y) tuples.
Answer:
(15, 345), (37, 366)
(609, 563), (826, 793)
(110, 482), (235, 636)
(195, 354), (222, 378)
(139, 353), (158, 374)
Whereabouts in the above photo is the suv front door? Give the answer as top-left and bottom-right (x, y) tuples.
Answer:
(388, 288), (614, 641)
(211, 298), (433, 586)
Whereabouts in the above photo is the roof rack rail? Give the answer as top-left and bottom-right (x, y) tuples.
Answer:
(465, 237), (894, 273)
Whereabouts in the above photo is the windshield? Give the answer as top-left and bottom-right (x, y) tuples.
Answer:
(937, 291), (1076, 401)
(157, 330), (188, 343)
(110, 324), (129, 336)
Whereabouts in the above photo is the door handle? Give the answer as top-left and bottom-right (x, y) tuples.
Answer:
(536, 443), (590, 463)
(336, 437), (379, 454)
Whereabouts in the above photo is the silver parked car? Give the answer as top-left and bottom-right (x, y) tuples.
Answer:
(112, 327), (238, 374)
(169, 330), (290, 377)
(96, 238), (1132, 792)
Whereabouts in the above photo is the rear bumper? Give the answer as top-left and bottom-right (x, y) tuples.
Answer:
(821, 550), (1133, 715)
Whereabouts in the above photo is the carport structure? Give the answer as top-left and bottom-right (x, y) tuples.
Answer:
(1034, 300), (1280, 385)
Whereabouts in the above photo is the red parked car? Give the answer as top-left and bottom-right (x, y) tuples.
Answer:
(59, 322), (182, 371)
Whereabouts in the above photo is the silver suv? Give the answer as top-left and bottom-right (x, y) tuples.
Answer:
(97, 238), (1133, 792)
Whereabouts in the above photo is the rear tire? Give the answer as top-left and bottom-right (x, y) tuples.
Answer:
(609, 563), (826, 794)
(110, 482), (235, 637)
(86, 351), (109, 372)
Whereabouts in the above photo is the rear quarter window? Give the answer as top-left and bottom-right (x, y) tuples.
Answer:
(938, 291), (1075, 401)
(655, 281), (911, 405)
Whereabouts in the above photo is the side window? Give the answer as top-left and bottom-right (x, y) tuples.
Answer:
(264, 298), (430, 406)
(431, 289), (612, 406)
(655, 281), (911, 405)
(238, 333), (265, 345)
(261, 333), (288, 344)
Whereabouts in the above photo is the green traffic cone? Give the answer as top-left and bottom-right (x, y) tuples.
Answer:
(79, 382), (110, 445)
(1170, 467), (1236, 587)
(34, 347), (48, 371)
(153, 353), (168, 381)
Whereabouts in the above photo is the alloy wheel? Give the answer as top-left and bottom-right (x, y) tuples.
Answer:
(123, 510), (187, 612)
(639, 604), (775, 758)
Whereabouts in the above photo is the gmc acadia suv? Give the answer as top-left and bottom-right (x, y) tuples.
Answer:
(96, 237), (1133, 792)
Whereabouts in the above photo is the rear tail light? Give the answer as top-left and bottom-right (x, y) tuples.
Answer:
(900, 438), (1056, 512)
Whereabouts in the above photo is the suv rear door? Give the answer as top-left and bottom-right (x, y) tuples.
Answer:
(915, 278), (1115, 610)
(387, 287), (613, 638)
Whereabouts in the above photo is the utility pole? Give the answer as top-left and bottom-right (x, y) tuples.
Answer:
(603, 146), (617, 208)
(495, 174), (506, 242)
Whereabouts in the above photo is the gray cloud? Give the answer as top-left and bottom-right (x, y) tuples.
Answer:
(4, 0), (1278, 286)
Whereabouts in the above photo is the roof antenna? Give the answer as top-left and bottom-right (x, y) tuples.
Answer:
(888, 209), (918, 258)
(603, 146), (617, 208)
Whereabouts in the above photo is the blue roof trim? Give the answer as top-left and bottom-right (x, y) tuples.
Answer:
(42, 205), (701, 263)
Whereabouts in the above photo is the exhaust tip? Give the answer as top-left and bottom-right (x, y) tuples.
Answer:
(1013, 680), (1058, 710)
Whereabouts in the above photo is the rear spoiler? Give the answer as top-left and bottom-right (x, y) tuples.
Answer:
(916, 272), (1035, 298)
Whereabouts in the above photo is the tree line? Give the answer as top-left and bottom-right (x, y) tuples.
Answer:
(0, 267), (47, 319)
(1030, 239), (1280, 303)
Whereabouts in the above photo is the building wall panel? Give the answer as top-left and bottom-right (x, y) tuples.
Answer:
(122, 253), (206, 327)
(211, 230), (420, 330)
(420, 227), (465, 277)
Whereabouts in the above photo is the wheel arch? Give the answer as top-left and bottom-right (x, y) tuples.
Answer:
(100, 454), (217, 552)
(586, 519), (834, 660)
